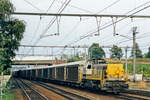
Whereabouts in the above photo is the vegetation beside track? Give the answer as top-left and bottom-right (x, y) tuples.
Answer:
(125, 63), (150, 77)
(106, 58), (150, 77)
(0, 77), (14, 100)
(2, 93), (14, 100)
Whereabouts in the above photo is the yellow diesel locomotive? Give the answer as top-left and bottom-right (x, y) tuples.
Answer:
(81, 61), (128, 93)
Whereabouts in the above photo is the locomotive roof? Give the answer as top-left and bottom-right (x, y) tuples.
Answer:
(19, 60), (86, 71)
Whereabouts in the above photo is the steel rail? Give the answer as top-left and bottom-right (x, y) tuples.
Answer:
(15, 79), (31, 100)
(16, 79), (50, 100)
(30, 80), (150, 100)
(17, 78), (150, 100)
(20, 79), (50, 100)
(32, 81), (92, 100)
(118, 93), (150, 100)
(123, 89), (150, 97)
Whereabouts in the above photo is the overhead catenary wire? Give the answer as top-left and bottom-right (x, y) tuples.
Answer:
(114, 28), (150, 46)
(100, 0), (150, 46)
(23, 0), (43, 12)
(96, 0), (121, 13)
(67, 1), (150, 46)
(55, 0), (122, 47)
(46, 0), (56, 12)
(115, 32), (150, 45)
(56, 20), (81, 45)
(69, 0), (120, 46)
(76, 0), (150, 44)
(12, 1), (150, 45)
(57, 0), (121, 14)
(88, 18), (139, 46)
(20, 0), (45, 57)
(32, 0), (57, 41)
(40, 0), (71, 38)
(95, 21), (133, 44)
(20, 0), (57, 56)
(106, 18), (150, 46)
(16, 0), (150, 57)
(21, 0), (71, 58)
(110, 34), (150, 47)
(56, 0), (93, 13)
(34, 0), (70, 42)
(17, 0), (70, 59)
(29, 16), (42, 43)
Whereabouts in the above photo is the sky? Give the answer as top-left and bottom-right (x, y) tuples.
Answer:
(10, 0), (150, 58)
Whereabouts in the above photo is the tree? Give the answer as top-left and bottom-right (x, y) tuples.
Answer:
(0, 0), (25, 73)
(88, 43), (105, 60)
(67, 53), (83, 62)
(61, 54), (68, 60)
(110, 45), (123, 59)
(131, 43), (143, 58)
(0, 0), (14, 20)
(145, 47), (150, 58)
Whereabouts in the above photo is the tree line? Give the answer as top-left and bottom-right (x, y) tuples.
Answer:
(61, 43), (150, 62)
(88, 43), (150, 60)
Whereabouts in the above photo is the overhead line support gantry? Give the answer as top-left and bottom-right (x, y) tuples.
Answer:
(19, 45), (131, 48)
(11, 12), (150, 18)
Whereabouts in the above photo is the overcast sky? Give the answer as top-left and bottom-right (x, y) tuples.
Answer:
(10, 0), (150, 58)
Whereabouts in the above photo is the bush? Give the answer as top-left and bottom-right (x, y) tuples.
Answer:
(3, 69), (11, 75)
(124, 63), (150, 77)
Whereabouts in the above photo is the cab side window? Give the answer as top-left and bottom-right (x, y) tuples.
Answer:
(87, 65), (91, 69)
(104, 70), (107, 79)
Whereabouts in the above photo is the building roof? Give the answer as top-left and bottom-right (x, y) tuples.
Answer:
(13, 56), (55, 61)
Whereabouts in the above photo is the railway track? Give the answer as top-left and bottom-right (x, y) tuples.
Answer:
(15, 79), (50, 100)
(31, 81), (92, 100)
(117, 89), (150, 100)
(123, 89), (150, 97)
(117, 93), (150, 100)
(32, 80), (150, 100)
(17, 79), (150, 100)
(83, 88), (150, 100)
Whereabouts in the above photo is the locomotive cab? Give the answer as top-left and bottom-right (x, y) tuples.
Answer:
(81, 60), (128, 93)
(82, 61), (108, 89)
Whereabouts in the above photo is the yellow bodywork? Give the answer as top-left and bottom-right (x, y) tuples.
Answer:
(82, 64), (124, 81)
(85, 69), (102, 80)
(106, 64), (124, 78)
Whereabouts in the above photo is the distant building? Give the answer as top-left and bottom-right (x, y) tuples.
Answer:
(13, 56), (55, 65)
(55, 60), (67, 65)
(12, 56), (67, 71)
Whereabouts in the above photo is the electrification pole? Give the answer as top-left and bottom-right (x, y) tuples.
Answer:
(125, 47), (128, 76)
(84, 48), (87, 61)
(32, 47), (34, 56)
(51, 48), (54, 64)
(132, 26), (137, 82)
(74, 47), (75, 57)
